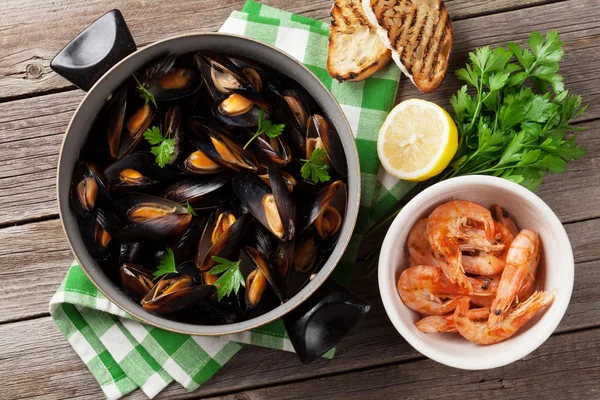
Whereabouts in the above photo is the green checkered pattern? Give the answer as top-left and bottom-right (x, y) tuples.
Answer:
(50, 1), (407, 398)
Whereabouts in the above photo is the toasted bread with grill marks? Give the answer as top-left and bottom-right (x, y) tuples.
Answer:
(327, 0), (392, 82)
(362, 0), (453, 93)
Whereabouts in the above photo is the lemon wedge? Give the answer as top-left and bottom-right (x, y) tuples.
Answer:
(377, 99), (458, 181)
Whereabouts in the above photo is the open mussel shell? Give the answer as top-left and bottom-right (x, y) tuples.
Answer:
(70, 162), (109, 217)
(141, 273), (215, 315)
(314, 182), (347, 249)
(120, 264), (154, 301)
(298, 180), (345, 234)
(119, 242), (165, 267)
(283, 278), (371, 364)
(189, 117), (259, 172)
(232, 171), (294, 241)
(244, 246), (284, 302)
(142, 54), (202, 101)
(80, 208), (120, 261)
(267, 86), (306, 155)
(268, 163), (295, 239)
(141, 54), (177, 86)
(196, 212), (251, 272)
(107, 85), (156, 159)
(195, 52), (268, 107)
(306, 115), (347, 179)
(115, 193), (191, 242)
(214, 98), (267, 128)
(247, 132), (292, 166)
(162, 174), (231, 204)
(104, 152), (159, 192)
(286, 230), (327, 299)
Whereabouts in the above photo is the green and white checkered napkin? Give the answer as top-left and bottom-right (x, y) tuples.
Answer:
(49, 1), (410, 398)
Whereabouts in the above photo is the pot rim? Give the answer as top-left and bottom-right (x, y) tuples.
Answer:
(57, 32), (361, 336)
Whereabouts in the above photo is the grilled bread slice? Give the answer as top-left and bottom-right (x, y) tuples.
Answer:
(362, 0), (453, 93)
(327, 0), (392, 82)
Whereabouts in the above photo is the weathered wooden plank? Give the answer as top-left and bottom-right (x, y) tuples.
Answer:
(0, 0), (552, 100)
(214, 328), (600, 400)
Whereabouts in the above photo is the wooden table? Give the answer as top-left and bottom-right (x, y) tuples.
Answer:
(1, 0), (599, 398)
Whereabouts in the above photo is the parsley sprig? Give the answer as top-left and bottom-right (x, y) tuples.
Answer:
(208, 256), (245, 301)
(444, 30), (586, 191)
(133, 74), (157, 108)
(152, 248), (177, 281)
(243, 109), (285, 149)
(300, 148), (331, 184)
(143, 126), (175, 168)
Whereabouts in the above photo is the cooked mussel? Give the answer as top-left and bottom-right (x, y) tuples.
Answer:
(115, 193), (192, 242)
(195, 53), (267, 106)
(141, 54), (201, 101)
(232, 168), (295, 241)
(306, 115), (347, 178)
(71, 162), (108, 217)
(121, 264), (154, 301)
(244, 246), (284, 302)
(182, 149), (224, 174)
(80, 208), (120, 260)
(106, 85), (156, 159)
(189, 118), (259, 172)
(247, 132), (293, 166)
(196, 212), (251, 272)
(245, 268), (267, 309)
(104, 152), (158, 192)
(298, 180), (345, 234)
(268, 87), (306, 155)
(141, 273), (215, 314)
(283, 90), (309, 131)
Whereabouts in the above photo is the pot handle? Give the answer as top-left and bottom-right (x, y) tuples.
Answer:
(283, 278), (371, 364)
(50, 9), (136, 91)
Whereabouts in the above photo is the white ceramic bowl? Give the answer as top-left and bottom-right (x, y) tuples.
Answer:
(378, 175), (574, 370)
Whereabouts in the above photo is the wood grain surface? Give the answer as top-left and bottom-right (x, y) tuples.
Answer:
(0, 0), (553, 100)
(0, 0), (598, 399)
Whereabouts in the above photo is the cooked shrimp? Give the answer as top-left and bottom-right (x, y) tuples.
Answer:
(454, 291), (555, 345)
(407, 219), (438, 267)
(397, 265), (498, 316)
(426, 200), (501, 290)
(488, 229), (540, 328)
(493, 204), (519, 238)
(415, 307), (489, 333)
(462, 222), (514, 275)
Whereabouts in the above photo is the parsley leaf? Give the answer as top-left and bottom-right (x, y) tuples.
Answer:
(243, 109), (285, 149)
(300, 148), (331, 184)
(208, 256), (245, 301)
(133, 74), (157, 108)
(144, 126), (175, 168)
(152, 248), (177, 281)
(186, 201), (197, 217)
(143, 126), (163, 145)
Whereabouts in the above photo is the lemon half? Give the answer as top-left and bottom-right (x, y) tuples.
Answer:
(377, 99), (458, 181)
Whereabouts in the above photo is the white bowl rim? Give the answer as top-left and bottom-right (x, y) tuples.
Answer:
(378, 175), (574, 370)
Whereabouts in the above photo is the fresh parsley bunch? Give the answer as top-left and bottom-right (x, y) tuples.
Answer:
(444, 30), (586, 191)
